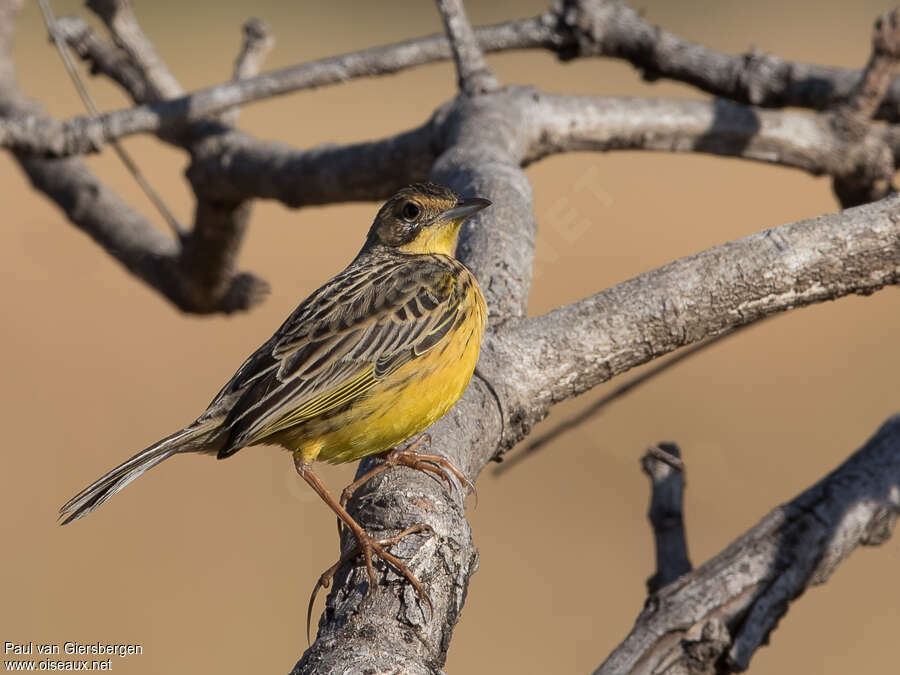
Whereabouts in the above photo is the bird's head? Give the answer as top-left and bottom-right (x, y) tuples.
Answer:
(364, 183), (491, 256)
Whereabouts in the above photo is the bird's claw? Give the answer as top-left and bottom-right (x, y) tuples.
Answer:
(307, 523), (434, 644)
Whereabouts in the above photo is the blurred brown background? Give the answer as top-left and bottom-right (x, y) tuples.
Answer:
(2, 1), (898, 672)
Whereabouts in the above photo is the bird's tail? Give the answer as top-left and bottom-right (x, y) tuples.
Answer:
(59, 420), (221, 525)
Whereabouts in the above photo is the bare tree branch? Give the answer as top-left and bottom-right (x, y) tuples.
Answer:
(220, 18), (274, 126)
(554, 0), (900, 121)
(596, 416), (900, 674)
(53, 15), (152, 103)
(523, 94), (898, 178)
(184, 120), (437, 207)
(4, 0), (899, 167)
(435, 0), (499, 95)
(177, 16), (273, 311)
(492, 194), (900, 448)
(835, 9), (900, 131)
(431, 95), (537, 320)
(0, 2), (265, 314)
(295, 119), (900, 671)
(9, 92), (900, 211)
(293, 83), (540, 672)
(232, 18), (274, 82)
(32, 0), (900, 143)
(38, 0), (185, 237)
(85, 0), (183, 100)
(79, 2), (272, 313)
(642, 443), (691, 594)
(15, 0), (900, 160)
(828, 8), (900, 207)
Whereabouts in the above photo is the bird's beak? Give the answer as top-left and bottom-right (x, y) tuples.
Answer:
(438, 197), (492, 222)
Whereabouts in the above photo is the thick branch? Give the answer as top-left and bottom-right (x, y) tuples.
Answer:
(524, 94), (897, 177)
(597, 416), (900, 674)
(431, 92), (537, 321)
(293, 87), (900, 671)
(435, 0), (499, 95)
(491, 194), (900, 447)
(293, 87), (537, 673)
(184, 121), (437, 207)
(7, 91), (899, 212)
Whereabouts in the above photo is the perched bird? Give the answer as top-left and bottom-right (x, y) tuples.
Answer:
(60, 183), (490, 610)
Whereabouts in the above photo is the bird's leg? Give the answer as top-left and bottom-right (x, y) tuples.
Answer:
(294, 454), (434, 643)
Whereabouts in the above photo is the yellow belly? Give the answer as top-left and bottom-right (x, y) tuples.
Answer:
(270, 286), (486, 465)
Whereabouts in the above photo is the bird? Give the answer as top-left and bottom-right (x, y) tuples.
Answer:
(59, 182), (490, 613)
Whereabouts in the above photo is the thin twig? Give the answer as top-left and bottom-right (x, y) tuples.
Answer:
(641, 443), (691, 593)
(222, 18), (274, 126)
(834, 8), (900, 133)
(829, 8), (900, 206)
(53, 16), (152, 103)
(233, 18), (274, 81)
(434, 0), (499, 95)
(645, 444), (685, 472)
(85, 0), (183, 100)
(37, 0), (184, 237)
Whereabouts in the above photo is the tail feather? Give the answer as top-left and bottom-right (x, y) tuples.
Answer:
(59, 421), (219, 525)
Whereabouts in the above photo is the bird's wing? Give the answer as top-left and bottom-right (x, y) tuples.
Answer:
(213, 255), (466, 456)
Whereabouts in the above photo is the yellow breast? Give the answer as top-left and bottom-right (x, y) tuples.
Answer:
(283, 273), (486, 465)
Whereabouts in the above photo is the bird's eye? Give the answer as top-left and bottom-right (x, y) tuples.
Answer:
(401, 202), (421, 221)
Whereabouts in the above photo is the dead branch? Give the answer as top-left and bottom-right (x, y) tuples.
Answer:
(642, 443), (691, 594)
(221, 18), (274, 126)
(0, 6), (265, 313)
(493, 194), (900, 448)
(85, 0), (182, 99)
(828, 8), (900, 206)
(554, 0), (900, 121)
(597, 416), (900, 674)
(53, 15), (152, 103)
(435, 0), (499, 95)
(81, 0), (270, 312)
(293, 116), (900, 672)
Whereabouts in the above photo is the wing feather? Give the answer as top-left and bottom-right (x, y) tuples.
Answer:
(215, 254), (466, 455)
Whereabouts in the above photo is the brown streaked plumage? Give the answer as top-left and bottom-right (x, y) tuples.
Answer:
(59, 183), (490, 628)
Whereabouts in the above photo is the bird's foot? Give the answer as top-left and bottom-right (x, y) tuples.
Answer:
(339, 435), (476, 514)
(306, 522), (434, 643)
